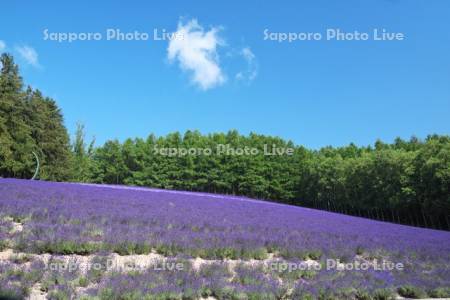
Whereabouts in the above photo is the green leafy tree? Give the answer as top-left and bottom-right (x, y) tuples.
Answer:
(72, 123), (95, 182)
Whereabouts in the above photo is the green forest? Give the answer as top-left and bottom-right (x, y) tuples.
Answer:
(1, 53), (449, 230)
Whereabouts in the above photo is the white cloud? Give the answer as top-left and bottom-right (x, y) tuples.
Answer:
(236, 47), (258, 82)
(242, 47), (255, 61)
(168, 19), (225, 90)
(16, 45), (40, 67)
(0, 40), (5, 52)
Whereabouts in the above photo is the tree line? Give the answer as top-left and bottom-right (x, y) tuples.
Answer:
(1, 53), (449, 230)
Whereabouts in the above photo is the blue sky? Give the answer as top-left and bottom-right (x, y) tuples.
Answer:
(1, 0), (449, 148)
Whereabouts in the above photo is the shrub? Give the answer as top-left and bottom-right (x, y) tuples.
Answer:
(373, 288), (395, 300)
(307, 250), (322, 260)
(251, 247), (269, 260)
(78, 276), (89, 287)
(0, 239), (9, 251)
(428, 287), (450, 298)
(48, 289), (70, 300)
(355, 289), (371, 300)
(356, 245), (365, 255)
(134, 243), (151, 254)
(0, 288), (25, 300)
(398, 285), (427, 299)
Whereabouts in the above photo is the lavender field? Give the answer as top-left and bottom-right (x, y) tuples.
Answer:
(0, 178), (449, 300)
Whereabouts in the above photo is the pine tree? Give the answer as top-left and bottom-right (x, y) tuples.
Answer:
(0, 53), (35, 178)
(26, 89), (72, 180)
(0, 53), (72, 180)
(72, 123), (95, 182)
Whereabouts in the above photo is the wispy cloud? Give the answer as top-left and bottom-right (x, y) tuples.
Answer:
(16, 45), (40, 67)
(168, 19), (225, 90)
(236, 47), (258, 82)
(0, 40), (5, 52)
